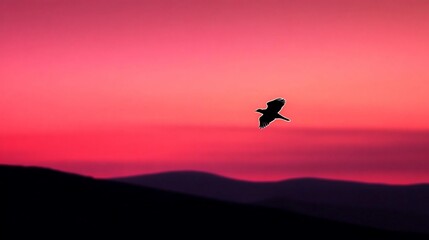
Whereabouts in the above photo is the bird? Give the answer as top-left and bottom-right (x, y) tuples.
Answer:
(256, 98), (291, 128)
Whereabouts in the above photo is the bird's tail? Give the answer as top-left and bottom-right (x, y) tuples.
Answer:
(277, 114), (291, 122)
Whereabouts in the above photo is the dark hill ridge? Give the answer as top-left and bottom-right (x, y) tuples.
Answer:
(114, 171), (429, 234)
(2, 165), (428, 240)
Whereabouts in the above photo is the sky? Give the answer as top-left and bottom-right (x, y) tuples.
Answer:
(1, 0), (429, 183)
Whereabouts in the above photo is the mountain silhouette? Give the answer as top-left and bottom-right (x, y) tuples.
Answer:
(114, 171), (429, 234)
(3, 165), (429, 239)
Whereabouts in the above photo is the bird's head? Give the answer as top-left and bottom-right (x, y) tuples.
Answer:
(256, 109), (264, 113)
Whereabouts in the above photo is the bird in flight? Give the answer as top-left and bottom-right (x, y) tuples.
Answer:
(256, 98), (291, 128)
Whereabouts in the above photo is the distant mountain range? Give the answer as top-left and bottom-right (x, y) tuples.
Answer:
(3, 165), (429, 239)
(114, 171), (429, 234)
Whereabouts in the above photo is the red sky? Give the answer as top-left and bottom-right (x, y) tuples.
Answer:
(1, 0), (429, 183)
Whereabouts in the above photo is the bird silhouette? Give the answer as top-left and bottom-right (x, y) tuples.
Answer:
(256, 98), (291, 128)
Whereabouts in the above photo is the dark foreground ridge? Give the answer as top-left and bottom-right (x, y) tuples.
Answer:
(2, 165), (428, 240)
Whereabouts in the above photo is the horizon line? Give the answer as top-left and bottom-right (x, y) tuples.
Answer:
(4, 163), (428, 187)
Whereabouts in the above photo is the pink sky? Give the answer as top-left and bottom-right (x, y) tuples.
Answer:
(1, 0), (429, 183)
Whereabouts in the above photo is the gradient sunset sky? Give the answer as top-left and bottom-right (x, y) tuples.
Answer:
(1, 0), (429, 183)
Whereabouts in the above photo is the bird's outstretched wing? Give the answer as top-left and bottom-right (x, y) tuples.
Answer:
(266, 98), (285, 113)
(259, 115), (275, 128)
